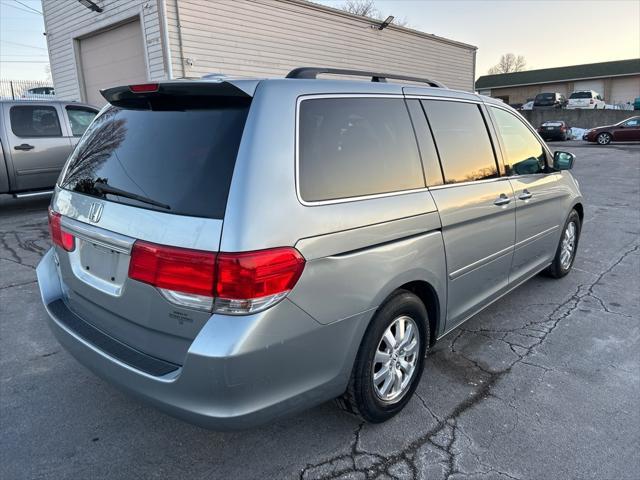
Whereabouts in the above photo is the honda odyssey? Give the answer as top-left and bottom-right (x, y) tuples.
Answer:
(37, 68), (583, 429)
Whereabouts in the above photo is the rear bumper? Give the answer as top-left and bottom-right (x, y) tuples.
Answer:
(37, 248), (369, 429)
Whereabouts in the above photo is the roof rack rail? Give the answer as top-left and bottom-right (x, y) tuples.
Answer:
(285, 67), (447, 88)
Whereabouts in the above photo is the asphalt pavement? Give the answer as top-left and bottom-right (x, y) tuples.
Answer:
(1, 140), (638, 480)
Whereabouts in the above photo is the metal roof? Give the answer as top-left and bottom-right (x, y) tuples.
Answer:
(475, 58), (640, 90)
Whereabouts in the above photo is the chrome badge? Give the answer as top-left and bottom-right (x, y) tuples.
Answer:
(88, 202), (104, 223)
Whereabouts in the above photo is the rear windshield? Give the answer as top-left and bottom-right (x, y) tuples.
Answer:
(570, 91), (592, 99)
(534, 93), (555, 104)
(60, 99), (250, 219)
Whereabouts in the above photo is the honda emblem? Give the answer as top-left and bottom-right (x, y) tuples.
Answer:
(88, 202), (103, 223)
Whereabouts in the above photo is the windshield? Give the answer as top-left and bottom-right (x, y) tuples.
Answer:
(60, 99), (250, 219)
(570, 92), (593, 99)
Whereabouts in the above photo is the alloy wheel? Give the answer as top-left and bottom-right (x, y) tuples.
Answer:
(372, 315), (420, 403)
(560, 221), (577, 269)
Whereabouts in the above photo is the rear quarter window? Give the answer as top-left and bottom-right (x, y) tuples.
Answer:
(298, 97), (424, 202)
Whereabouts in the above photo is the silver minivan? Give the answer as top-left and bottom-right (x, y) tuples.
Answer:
(37, 68), (583, 429)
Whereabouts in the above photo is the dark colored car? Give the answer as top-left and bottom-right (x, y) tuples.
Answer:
(634, 97), (640, 110)
(538, 121), (570, 141)
(533, 92), (567, 110)
(583, 116), (640, 145)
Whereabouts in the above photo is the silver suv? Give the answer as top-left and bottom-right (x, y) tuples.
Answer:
(37, 68), (583, 429)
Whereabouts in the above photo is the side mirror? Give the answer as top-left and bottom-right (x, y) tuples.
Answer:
(513, 157), (543, 175)
(553, 151), (575, 170)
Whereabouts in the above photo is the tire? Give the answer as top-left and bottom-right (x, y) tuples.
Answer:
(596, 132), (611, 145)
(544, 209), (581, 278)
(336, 290), (429, 423)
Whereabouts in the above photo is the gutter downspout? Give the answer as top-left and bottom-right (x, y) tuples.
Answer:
(472, 49), (477, 93)
(158, 0), (173, 80)
(174, 0), (186, 78)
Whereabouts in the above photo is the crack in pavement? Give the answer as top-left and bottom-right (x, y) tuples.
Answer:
(297, 242), (639, 480)
(0, 279), (37, 290)
(0, 225), (49, 270)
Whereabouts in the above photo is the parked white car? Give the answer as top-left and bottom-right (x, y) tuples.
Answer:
(566, 90), (605, 109)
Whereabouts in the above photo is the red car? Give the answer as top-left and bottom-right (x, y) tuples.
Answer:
(584, 116), (640, 145)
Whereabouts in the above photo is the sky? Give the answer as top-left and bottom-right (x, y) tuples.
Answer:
(0, 0), (49, 80)
(317, 0), (640, 75)
(0, 0), (639, 82)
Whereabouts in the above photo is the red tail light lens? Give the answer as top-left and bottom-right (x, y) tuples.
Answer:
(129, 83), (159, 93)
(128, 241), (216, 297)
(48, 207), (75, 251)
(215, 248), (305, 300)
(127, 242), (305, 314)
(589, 98), (594, 104)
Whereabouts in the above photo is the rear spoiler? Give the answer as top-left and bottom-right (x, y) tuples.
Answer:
(101, 80), (258, 108)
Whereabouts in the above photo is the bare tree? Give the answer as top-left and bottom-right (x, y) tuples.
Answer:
(340, 0), (410, 27)
(341, 0), (379, 18)
(488, 53), (527, 74)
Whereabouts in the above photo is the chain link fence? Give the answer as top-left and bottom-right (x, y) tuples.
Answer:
(0, 79), (55, 100)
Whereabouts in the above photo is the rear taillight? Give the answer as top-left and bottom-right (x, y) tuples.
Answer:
(590, 99), (594, 104)
(48, 207), (75, 252)
(129, 241), (216, 296)
(127, 242), (305, 314)
(214, 248), (305, 314)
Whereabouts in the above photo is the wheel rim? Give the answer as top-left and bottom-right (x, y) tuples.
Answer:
(372, 315), (420, 403)
(560, 221), (577, 269)
(598, 133), (610, 144)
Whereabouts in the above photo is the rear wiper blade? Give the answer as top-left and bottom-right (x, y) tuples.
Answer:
(93, 183), (171, 210)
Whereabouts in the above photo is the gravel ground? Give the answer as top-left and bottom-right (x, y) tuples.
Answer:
(1, 141), (638, 480)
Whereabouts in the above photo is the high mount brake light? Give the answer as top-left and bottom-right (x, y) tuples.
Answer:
(129, 83), (159, 93)
(128, 242), (305, 314)
(47, 208), (75, 252)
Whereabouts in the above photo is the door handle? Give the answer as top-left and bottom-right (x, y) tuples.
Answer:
(518, 190), (533, 200)
(14, 143), (34, 151)
(494, 193), (511, 206)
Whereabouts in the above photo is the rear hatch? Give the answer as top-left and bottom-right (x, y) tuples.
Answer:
(534, 93), (556, 107)
(50, 81), (254, 365)
(568, 91), (592, 107)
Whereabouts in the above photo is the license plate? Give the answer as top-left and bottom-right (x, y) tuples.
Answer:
(546, 127), (555, 130)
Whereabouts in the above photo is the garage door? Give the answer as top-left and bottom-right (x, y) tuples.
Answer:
(79, 20), (147, 107)
(610, 77), (640, 107)
(573, 79), (605, 96)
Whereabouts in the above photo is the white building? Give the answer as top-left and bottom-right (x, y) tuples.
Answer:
(42, 0), (477, 106)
